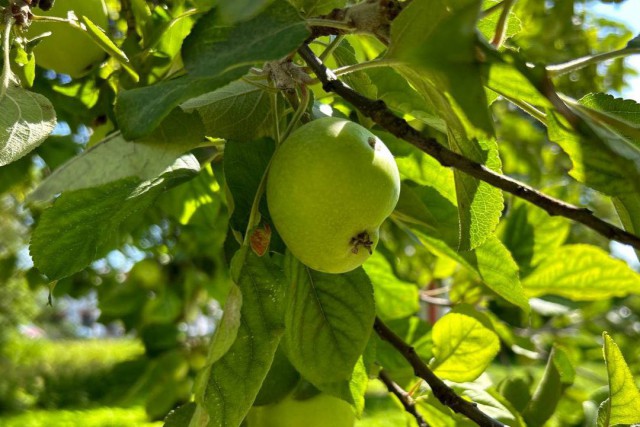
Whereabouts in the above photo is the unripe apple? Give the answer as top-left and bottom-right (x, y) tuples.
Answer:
(28, 0), (108, 78)
(247, 393), (355, 427)
(266, 117), (400, 273)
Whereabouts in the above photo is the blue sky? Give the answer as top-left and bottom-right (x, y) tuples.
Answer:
(589, 1), (640, 100)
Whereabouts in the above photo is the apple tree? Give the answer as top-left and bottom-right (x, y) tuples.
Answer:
(1, 0), (640, 425)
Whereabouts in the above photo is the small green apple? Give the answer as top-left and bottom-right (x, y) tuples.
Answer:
(28, 0), (108, 78)
(247, 393), (355, 427)
(266, 117), (400, 273)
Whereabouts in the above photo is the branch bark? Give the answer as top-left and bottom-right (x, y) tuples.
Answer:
(297, 44), (640, 251)
(378, 369), (430, 427)
(374, 318), (505, 427)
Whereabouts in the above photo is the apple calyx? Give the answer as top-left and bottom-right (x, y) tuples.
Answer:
(350, 231), (373, 255)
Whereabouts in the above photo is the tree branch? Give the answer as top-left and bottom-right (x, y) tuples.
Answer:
(297, 44), (640, 251)
(378, 369), (430, 427)
(374, 318), (505, 427)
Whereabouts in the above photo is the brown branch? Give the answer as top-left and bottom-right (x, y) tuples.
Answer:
(379, 369), (430, 427)
(374, 318), (505, 427)
(297, 44), (640, 251)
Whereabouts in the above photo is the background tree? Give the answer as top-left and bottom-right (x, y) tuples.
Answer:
(1, 0), (640, 426)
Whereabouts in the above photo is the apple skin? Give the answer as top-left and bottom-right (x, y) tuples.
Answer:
(266, 117), (400, 274)
(28, 0), (109, 78)
(247, 393), (355, 427)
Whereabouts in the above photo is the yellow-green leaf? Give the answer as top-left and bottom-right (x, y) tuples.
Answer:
(602, 333), (640, 425)
(431, 306), (500, 382)
(523, 245), (640, 300)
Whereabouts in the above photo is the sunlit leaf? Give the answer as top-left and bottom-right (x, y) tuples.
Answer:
(523, 244), (640, 300)
(600, 333), (640, 425)
(431, 306), (500, 382)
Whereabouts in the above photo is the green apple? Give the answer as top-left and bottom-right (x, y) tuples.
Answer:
(28, 0), (108, 78)
(266, 117), (400, 273)
(247, 393), (355, 427)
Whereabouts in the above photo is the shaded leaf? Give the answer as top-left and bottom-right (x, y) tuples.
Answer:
(181, 80), (275, 140)
(288, 0), (346, 16)
(192, 251), (286, 427)
(0, 86), (56, 166)
(29, 109), (204, 202)
(30, 164), (196, 280)
(116, 0), (308, 139)
(183, 0), (308, 78)
(283, 252), (376, 386)
(387, 0), (492, 135)
(223, 138), (275, 234)
(523, 347), (575, 427)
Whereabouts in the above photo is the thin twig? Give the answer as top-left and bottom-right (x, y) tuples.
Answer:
(297, 44), (640, 251)
(374, 318), (505, 427)
(491, 0), (515, 48)
(1, 12), (14, 99)
(547, 47), (640, 77)
(379, 369), (430, 427)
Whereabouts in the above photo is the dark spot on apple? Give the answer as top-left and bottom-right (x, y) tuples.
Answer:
(368, 137), (376, 149)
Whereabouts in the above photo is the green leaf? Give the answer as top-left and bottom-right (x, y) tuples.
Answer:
(182, 0), (309, 78)
(454, 382), (528, 426)
(482, 52), (551, 110)
(181, 80), (275, 141)
(203, 284), (243, 366)
(387, 0), (493, 136)
(522, 244), (640, 300)
(28, 109), (204, 202)
(547, 108), (640, 196)
(224, 138), (275, 233)
(375, 317), (433, 386)
(80, 15), (139, 82)
(501, 199), (570, 277)
(164, 402), (196, 427)
(315, 355), (368, 414)
(116, 71), (246, 142)
(332, 39), (376, 100)
(612, 194), (640, 260)
(192, 252), (286, 427)
(116, 0), (309, 139)
(523, 347), (575, 427)
(396, 143), (503, 251)
(30, 166), (196, 280)
(393, 74), (503, 251)
(366, 68), (444, 132)
(579, 93), (640, 132)
(254, 345), (300, 406)
(218, 0), (274, 23)
(288, 0), (346, 16)
(283, 253), (376, 386)
(363, 252), (419, 320)
(477, 0), (522, 43)
(430, 305), (500, 382)
(400, 196), (528, 312)
(0, 86), (56, 166)
(601, 333), (640, 425)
